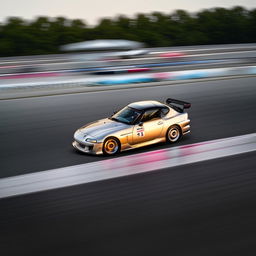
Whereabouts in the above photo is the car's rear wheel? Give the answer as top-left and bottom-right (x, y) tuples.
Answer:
(103, 137), (120, 155)
(166, 125), (181, 143)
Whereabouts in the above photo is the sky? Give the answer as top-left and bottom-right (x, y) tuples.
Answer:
(0, 0), (255, 25)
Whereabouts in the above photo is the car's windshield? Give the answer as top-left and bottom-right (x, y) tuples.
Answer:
(110, 106), (141, 124)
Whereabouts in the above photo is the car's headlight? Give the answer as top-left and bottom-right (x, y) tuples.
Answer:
(86, 138), (97, 143)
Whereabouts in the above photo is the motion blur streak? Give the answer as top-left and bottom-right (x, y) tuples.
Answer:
(0, 133), (255, 199)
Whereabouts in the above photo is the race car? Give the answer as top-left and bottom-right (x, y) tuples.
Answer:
(73, 98), (191, 155)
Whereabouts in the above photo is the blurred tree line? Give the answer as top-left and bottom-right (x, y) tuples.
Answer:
(0, 6), (256, 57)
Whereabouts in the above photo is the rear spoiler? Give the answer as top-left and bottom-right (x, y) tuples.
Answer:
(166, 98), (191, 113)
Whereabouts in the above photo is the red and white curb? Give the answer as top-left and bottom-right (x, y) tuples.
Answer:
(0, 133), (255, 199)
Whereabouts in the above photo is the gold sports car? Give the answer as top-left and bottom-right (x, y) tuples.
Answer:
(73, 98), (191, 155)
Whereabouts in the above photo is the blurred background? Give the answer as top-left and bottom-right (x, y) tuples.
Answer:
(0, 6), (256, 84)
(1, 2), (256, 256)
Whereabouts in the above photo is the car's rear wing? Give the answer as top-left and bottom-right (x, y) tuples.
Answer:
(166, 98), (191, 113)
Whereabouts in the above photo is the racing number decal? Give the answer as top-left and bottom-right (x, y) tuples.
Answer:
(137, 127), (145, 137)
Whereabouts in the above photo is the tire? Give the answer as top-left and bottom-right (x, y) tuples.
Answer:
(166, 125), (181, 143)
(103, 137), (120, 155)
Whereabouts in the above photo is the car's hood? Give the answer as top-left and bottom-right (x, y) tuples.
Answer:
(78, 118), (130, 138)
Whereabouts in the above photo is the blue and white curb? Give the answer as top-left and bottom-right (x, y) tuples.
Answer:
(1, 65), (256, 90)
(94, 66), (256, 85)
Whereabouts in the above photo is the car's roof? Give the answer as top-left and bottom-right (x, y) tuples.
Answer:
(128, 100), (167, 110)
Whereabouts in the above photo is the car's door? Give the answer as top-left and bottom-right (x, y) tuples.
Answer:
(132, 108), (164, 145)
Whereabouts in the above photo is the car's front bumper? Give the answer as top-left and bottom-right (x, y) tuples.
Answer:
(72, 140), (103, 155)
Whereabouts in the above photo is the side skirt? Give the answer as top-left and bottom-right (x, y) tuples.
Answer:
(121, 137), (166, 152)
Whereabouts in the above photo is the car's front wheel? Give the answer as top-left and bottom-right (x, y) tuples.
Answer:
(166, 125), (181, 143)
(103, 137), (120, 155)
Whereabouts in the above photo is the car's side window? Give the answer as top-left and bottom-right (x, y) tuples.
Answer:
(161, 107), (169, 116)
(141, 108), (161, 122)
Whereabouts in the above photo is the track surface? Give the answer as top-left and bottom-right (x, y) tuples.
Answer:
(1, 152), (256, 256)
(0, 76), (256, 178)
(1, 76), (256, 256)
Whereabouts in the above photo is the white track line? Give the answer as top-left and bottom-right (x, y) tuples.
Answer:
(0, 133), (255, 199)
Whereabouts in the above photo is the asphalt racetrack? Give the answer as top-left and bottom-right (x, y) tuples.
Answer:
(1, 152), (256, 256)
(0, 76), (255, 178)
(1, 76), (256, 255)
